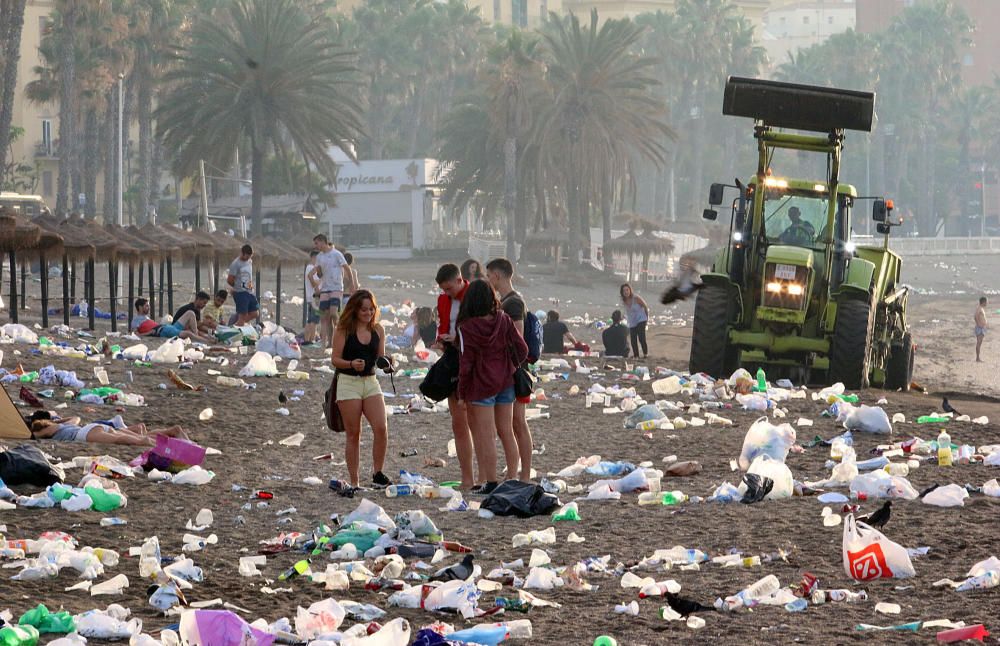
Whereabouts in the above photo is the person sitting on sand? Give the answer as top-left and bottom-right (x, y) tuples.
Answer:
(602, 310), (630, 357)
(27, 411), (190, 446)
(132, 298), (212, 343)
(173, 291), (212, 334)
(201, 290), (229, 331)
(542, 310), (583, 354)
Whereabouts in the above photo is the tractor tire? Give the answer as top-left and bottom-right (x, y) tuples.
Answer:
(689, 284), (733, 378)
(884, 332), (914, 392)
(828, 299), (874, 390)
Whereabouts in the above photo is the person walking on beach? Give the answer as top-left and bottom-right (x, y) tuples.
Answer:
(456, 280), (528, 495)
(486, 257), (533, 482)
(309, 234), (348, 348)
(432, 263), (474, 489)
(330, 288), (392, 489)
(227, 244), (259, 327)
(621, 283), (650, 359)
(975, 296), (989, 363)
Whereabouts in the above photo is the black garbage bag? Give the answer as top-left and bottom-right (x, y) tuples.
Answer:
(740, 472), (773, 504)
(481, 480), (561, 518)
(0, 444), (65, 487)
(419, 346), (459, 402)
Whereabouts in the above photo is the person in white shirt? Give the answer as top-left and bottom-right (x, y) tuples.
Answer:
(307, 234), (349, 347)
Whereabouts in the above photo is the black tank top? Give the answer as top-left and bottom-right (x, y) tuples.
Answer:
(339, 329), (379, 376)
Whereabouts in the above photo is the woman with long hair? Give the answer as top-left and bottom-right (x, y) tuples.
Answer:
(456, 280), (528, 494)
(620, 283), (650, 359)
(460, 258), (484, 282)
(330, 289), (392, 489)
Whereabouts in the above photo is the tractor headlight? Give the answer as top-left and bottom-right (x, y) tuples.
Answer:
(733, 231), (743, 242)
(787, 283), (804, 296)
(844, 241), (856, 253)
(766, 282), (782, 293)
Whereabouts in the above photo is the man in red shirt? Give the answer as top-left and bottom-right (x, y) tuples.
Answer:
(432, 263), (473, 489)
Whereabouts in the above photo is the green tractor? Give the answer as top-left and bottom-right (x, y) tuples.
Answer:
(690, 77), (913, 390)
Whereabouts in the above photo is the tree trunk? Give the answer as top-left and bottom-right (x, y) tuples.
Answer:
(251, 142), (264, 235)
(149, 138), (162, 221)
(55, 1), (78, 215)
(0, 0), (28, 174)
(82, 107), (98, 217)
(136, 46), (152, 224)
(102, 89), (115, 221)
(503, 132), (516, 262)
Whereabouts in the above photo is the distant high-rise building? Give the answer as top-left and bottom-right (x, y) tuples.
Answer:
(855, 0), (1000, 86)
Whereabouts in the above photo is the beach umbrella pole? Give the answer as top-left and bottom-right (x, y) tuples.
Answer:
(109, 260), (117, 333)
(70, 262), (76, 301)
(167, 256), (174, 316)
(212, 257), (219, 294)
(275, 265), (282, 325)
(20, 262), (26, 310)
(138, 262), (144, 296)
(61, 253), (69, 325)
(147, 261), (155, 315)
(8, 252), (17, 323)
(127, 263), (135, 331)
(40, 253), (49, 328)
(87, 257), (95, 331)
(158, 259), (165, 318)
(195, 255), (201, 293)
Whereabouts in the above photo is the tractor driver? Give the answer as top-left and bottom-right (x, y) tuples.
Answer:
(780, 206), (816, 245)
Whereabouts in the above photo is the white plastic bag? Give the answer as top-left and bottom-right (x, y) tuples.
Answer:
(843, 405), (892, 434)
(737, 454), (793, 500)
(295, 598), (346, 639)
(239, 351), (278, 377)
(1, 323), (39, 343)
(842, 514), (915, 580)
(422, 580), (481, 618)
(342, 498), (396, 530)
(149, 339), (184, 364)
(170, 466), (215, 486)
(850, 470), (919, 500)
(738, 417), (796, 470)
(922, 483), (969, 507)
(122, 344), (149, 360)
(340, 618), (410, 646)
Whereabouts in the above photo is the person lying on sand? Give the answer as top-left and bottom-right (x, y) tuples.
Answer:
(27, 411), (190, 447)
(132, 297), (213, 344)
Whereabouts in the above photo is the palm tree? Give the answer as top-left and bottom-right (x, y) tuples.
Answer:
(538, 10), (670, 264)
(156, 0), (365, 233)
(0, 0), (28, 177)
(487, 29), (544, 260)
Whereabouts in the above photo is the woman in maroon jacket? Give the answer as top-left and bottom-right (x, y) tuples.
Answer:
(456, 280), (528, 495)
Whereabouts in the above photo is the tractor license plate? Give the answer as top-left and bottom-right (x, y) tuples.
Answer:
(774, 264), (797, 280)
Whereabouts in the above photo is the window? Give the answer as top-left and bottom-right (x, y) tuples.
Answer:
(41, 119), (52, 155)
(38, 16), (48, 40)
(828, 15), (834, 24)
(803, 15), (809, 24)
(511, 0), (527, 27)
(42, 171), (53, 196)
(779, 16), (786, 24)
(331, 223), (413, 249)
(494, 0), (501, 21)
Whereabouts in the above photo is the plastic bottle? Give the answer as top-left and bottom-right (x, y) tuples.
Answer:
(937, 429), (953, 467)
(385, 484), (415, 498)
(504, 620), (532, 639)
(755, 367), (767, 392)
(743, 574), (781, 603)
(277, 559), (311, 581)
(918, 415), (949, 424)
(956, 570), (999, 591)
(784, 598), (808, 612)
(593, 637), (618, 646)
(446, 624), (507, 645)
(495, 598), (531, 613)
(0, 625), (39, 646)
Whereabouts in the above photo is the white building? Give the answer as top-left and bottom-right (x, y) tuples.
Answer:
(761, 0), (856, 69)
(321, 156), (444, 259)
